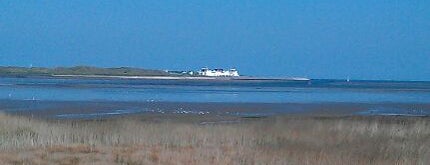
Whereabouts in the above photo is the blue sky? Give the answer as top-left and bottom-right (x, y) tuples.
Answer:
(0, 0), (429, 80)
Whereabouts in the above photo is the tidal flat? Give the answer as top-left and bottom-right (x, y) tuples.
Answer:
(0, 112), (429, 165)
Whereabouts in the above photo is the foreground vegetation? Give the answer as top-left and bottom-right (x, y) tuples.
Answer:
(0, 113), (429, 165)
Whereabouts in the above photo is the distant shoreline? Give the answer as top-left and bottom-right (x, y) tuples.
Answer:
(0, 66), (310, 81)
(52, 74), (217, 80)
(51, 74), (311, 81)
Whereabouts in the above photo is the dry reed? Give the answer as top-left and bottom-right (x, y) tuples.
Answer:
(0, 113), (429, 165)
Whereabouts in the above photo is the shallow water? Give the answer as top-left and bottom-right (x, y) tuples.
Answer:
(1, 77), (429, 103)
(1, 77), (429, 118)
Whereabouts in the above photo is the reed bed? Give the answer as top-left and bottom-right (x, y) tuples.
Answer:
(0, 113), (429, 165)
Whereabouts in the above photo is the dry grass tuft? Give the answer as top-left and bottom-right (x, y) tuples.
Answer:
(47, 145), (99, 154)
(55, 156), (80, 165)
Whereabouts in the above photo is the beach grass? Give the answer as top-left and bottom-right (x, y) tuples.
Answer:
(0, 113), (429, 165)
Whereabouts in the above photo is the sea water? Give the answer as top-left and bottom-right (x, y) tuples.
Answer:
(0, 77), (429, 103)
(1, 77), (430, 118)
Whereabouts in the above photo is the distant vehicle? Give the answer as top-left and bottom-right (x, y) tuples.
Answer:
(198, 67), (240, 77)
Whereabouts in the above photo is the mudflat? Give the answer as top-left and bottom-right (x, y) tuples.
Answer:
(2, 100), (430, 119)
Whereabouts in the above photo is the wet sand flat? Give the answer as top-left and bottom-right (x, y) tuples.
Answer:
(1, 99), (430, 119)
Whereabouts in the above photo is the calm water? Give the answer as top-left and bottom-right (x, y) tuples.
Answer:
(1, 77), (429, 103)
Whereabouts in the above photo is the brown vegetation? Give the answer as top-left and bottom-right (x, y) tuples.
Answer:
(0, 113), (429, 165)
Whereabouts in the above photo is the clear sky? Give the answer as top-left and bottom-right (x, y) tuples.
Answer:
(0, 0), (429, 80)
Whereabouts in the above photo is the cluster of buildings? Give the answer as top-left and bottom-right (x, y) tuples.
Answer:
(167, 67), (240, 77)
(198, 67), (239, 77)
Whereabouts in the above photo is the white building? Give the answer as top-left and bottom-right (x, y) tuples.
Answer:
(198, 67), (240, 77)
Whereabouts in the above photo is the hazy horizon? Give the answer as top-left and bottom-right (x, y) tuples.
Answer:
(1, 1), (429, 81)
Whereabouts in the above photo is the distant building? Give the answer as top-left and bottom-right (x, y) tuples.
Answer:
(167, 70), (196, 76)
(198, 67), (240, 77)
